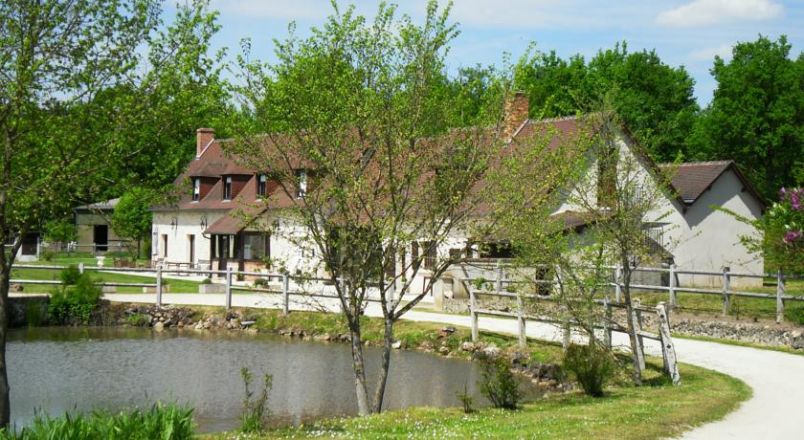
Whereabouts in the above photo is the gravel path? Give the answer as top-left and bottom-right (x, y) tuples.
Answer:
(106, 292), (804, 439)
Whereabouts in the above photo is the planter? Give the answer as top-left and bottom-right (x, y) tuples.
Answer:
(198, 283), (226, 294)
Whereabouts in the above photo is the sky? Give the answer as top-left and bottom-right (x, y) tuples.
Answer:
(198, 0), (803, 105)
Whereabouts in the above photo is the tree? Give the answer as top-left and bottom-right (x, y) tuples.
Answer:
(112, 187), (159, 258)
(0, 0), (160, 427)
(691, 35), (804, 199)
(513, 42), (699, 162)
(230, 1), (501, 415)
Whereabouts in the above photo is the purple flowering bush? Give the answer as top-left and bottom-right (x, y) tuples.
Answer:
(765, 188), (803, 272)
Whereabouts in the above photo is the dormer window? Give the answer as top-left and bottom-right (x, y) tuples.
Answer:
(223, 176), (232, 200)
(192, 178), (201, 201)
(295, 169), (308, 198)
(257, 174), (267, 197)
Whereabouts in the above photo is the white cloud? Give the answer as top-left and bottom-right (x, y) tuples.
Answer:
(657, 0), (783, 27)
(688, 43), (733, 61)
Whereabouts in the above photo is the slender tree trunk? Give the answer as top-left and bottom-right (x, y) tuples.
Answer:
(0, 267), (10, 428)
(620, 262), (642, 385)
(371, 317), (394, 413)
(348, 326), (371, 416)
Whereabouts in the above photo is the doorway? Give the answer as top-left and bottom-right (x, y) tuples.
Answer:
(93, 225), (108, 252)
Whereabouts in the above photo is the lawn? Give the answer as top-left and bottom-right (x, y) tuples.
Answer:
(632, 279), (804, 325)
(11, 264), (202, 294)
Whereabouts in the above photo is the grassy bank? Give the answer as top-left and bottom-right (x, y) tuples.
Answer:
(10, 265), (202, 294)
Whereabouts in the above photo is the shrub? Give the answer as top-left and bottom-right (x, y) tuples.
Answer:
(199, 278), (212, 285)
(478, 357), (521, 410)
(563, 343), (615, 397)
(240, 367), (273, 433)
(59, 265), (82, 286)
(49, 269), (103, 325)
(0, 403), (194, 440)
(456, 384), (474, 413)
(253, 278), (268, 288)
(127, 313), (150, 327)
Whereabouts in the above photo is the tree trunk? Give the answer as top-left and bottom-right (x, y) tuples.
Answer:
(348, 326), (371, 416)
(371, 317), (394, 413)
(620, 264), (643, 385)
(0, 268), (10, 428)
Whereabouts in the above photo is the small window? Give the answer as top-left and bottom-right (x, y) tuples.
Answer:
(192, 178), (201, 201)
(161, 234), (168, 258)
(257, 174), (267, 197)
(223, 176), (232, 200)
(422, 241), (437, 270)
(295, 169), (307, 198)
(242, 233), (270, 260)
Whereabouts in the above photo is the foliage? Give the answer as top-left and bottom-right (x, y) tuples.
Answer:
(513, 42), (699, 162)
(127, 313), (151, 327)
(456, 384), (474, 414)
(0, 403), (194, 440)
(239, 367), (273, 433)
(478, 356), (522, 410)
(690, 35), (804, 199)
(111, 187), (158, 257)
(49, 269), (103, 325)
(563, 343), (615, 397)
(42, 219), (78, 244)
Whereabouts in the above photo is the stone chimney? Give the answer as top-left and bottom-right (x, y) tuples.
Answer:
(196, 128), (215, 157)
(502, 92), (529, 140)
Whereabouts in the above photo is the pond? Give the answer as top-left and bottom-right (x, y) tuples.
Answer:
(8, 327), (517, 432)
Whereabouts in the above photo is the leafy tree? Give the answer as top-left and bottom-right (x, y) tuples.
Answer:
(690, 35), (804, 199)
(0, 0), (160, 427)
(231, 1), (500, 415)
(111, 187), (159, 258)
(514, 42), (699, 162)
(42, 219), (78, 244)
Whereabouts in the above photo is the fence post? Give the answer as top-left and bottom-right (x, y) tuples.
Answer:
(495, 259), (503, 294)
(631, 306), (646, 373)
(156, 266), (163, 307)
(656, 302), (680, 385)
(282, 273), (290, 315)
(469, 284), (479, 343)
(721, 266), (731, 316)
(614, 265), (622, 303)
(777, 270), (785, 324)
(603, 297), (612, 349)
(225, 267), (232, 310)
(669, 264), (677, 308)
(516, 292), (526, 349)
(78, 262), (84, 274)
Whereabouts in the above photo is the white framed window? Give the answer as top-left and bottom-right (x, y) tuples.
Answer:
(223, 176), (232, 200)
(257, 174), (267, 196)
(192, 178), (201, 201)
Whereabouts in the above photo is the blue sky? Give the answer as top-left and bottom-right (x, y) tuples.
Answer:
(197, 0), (803, 104)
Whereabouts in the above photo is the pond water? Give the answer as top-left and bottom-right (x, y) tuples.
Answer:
(8, 327), (515, 432)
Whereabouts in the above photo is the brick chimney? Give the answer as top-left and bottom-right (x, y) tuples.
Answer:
(196, 128), (215, 157)
(502, 92), (529, 140)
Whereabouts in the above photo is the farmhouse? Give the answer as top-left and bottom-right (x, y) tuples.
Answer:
(151, 95), (765, 293)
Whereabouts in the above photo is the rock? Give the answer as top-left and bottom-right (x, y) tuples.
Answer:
(439, 326), (456, 337)
(438, 345), (450, 355)
(392, 340), (403, 350)
(153, 322), (165, 332)
(460, 341), (476, 352)
(419, 341), (435, 352)
(314, 333), (332, 342)
(241, 320), (256, 328)
(482, 344), (501, 358)
(229, 319), (240, 329)
(194, 322), (204, 330)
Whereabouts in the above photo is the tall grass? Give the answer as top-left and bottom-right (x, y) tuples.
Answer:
(0, 403), (194, 440)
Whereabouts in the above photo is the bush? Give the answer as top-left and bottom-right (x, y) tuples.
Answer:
(563, 343), (615, 397)
(199, 278), (212, 285)
(240, 367), (273, 433)
(127, 313), (151, 327)
(49, 269), (103, 325)
(478, 357), (521, 410)
(0, 403), (194, 440)
(456, 384), (474, 413)
(59, 265), (82, 286)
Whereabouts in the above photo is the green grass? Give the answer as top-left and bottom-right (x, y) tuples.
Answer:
(10, 266), (202, 294)
(632, 279), (804, 325)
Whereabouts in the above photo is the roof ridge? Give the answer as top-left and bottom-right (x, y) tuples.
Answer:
(526, 115), (580, 124)
(661, 160), (734, 167)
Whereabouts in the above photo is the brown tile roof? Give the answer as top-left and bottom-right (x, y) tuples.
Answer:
(660, 160), (764, 206)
